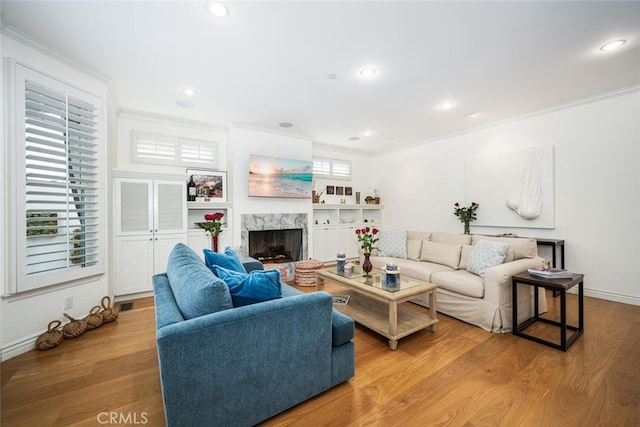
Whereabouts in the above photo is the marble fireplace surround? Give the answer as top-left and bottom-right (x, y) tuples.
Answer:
(241, 213), (309, 281)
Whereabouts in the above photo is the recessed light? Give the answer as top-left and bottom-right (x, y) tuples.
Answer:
(183, 87), (196, 97)
(465, 113), (478, 119)
(439, 101), (455, 111)
(176, 100), (195, 108)
(600, 39), (626, 51)
(364, 130), (374, 137)
(349, 136), (360, 141)
(327, 73), (337, 80)
(279, 122), (293, 128)
(360, 68), (376, 79)
(208, 2), (228, 17)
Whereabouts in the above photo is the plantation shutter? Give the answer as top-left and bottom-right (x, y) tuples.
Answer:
(179, 138), (217, 165)
(132, 132), (218, 167)
(14, 62), (104, 292)
(313, 158), (331, 176)
(332, 160), (351, 178)
(313, 157), (351, 179)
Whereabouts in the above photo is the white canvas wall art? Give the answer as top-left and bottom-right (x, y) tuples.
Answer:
(465, 145), (555, 229)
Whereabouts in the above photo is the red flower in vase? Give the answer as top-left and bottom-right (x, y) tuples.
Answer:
(198, 212), (224, 236)
(355, 226), (379, 253)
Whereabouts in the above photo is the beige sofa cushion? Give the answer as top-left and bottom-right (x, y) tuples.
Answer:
(472, 235), (537, 260)
(420, 241), (462, 269)
(407, 239), (423, 260)
(431, 270), (484, 298)
(431, 232), (472, 246)
(407, 231), (431, 241)
(458, 244), (473, 270)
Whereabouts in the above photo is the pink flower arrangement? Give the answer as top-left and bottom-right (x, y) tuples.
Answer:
(355, 226), (379, 253)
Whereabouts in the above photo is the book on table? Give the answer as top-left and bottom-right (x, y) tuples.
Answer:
(527, 268), (573, 279)
(332, 294), (350, 305)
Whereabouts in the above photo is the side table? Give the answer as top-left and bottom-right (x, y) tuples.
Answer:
(512, 271), (584, 351)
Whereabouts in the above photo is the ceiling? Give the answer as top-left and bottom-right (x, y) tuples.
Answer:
(1, 1), (639, 155)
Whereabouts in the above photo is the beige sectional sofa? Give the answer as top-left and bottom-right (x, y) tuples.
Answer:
(368, 231), (547, 333)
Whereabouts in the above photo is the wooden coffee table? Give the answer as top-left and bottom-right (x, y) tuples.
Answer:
(316, 267), (438, 350)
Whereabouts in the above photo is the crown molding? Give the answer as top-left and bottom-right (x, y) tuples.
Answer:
(119, 108), (230, 133)
(375, 84), (640, 157)
(1, 24), (112, 84)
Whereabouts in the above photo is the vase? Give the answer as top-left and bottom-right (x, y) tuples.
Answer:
(211, 234), (219, 252)
(464, 222), (470, 235)
(362, 252), (373, 277)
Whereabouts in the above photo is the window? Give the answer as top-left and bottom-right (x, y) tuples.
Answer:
(10, 61), (105, 293)
(131, 131), (218, 168)
(313, 157), (351, 180)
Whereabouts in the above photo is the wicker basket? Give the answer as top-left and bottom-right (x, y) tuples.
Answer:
(62, 313), (88, 338)
(83, 306), (104, 330)
(100, 296), (119, 323)
(36, 320), (64, 350)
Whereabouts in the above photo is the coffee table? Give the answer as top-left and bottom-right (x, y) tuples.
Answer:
(316, 267), (438, 350)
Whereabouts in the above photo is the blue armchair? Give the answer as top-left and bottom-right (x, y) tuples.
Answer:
(152, 244), (355, 427)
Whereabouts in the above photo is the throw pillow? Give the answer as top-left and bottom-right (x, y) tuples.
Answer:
(167, 243), (233, 319)
(466, 239), (510, 277)
(377, 230), (407, 259)
(407, 240), (423, 260)
(419, 241), (462, 269)
(211, 265), (283, 307)
(203, 246), (247, 273)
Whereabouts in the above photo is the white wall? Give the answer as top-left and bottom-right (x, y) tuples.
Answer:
(373, 89), (640, 305)
(228, 126), (314, 248)
(1, 33), (111, 359)
(311, 146), (375, 205)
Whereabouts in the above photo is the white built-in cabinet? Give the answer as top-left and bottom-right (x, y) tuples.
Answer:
(312, 204), (383, 262)
(113, 176), (187, 296)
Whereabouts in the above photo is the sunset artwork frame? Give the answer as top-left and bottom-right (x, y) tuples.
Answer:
(248, 155), (313, 199)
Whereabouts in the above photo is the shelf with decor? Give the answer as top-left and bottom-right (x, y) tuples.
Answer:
(312, 204), (383, 262)
(186, 202), (232, 257)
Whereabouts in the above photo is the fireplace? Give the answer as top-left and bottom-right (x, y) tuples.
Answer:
(241, 213), (309, 280)
(248, 229), (302, 263)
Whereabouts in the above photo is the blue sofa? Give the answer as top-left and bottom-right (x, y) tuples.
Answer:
(152, 244), (355, 427)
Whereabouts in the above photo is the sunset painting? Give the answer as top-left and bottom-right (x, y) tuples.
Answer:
(248, 155), (313, 199)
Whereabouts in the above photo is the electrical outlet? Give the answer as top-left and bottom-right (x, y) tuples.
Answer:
(64, 296), (73, 310)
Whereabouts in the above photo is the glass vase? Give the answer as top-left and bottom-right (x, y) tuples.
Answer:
(362, 252), (373, 277)
(211, 234), (219, 252)
(464, 222), (470, 235)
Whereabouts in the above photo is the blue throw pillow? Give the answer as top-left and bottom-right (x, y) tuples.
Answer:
(167, 243), (233, 319)
(211, 265), (282, 307)
(203, 246), (247, 273)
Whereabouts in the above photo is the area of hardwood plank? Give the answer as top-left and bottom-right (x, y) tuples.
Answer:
(2, 284), (639, 427)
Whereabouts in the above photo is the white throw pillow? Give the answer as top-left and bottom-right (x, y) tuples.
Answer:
(466, 239), (509, 277)
(407, 240), (423, 260)
(419, 241), (462, 269)
(377, 230), (407, 259)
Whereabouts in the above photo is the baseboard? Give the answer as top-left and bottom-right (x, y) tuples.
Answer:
(567, 287), (640, 306)
(1, 335), (38, 361)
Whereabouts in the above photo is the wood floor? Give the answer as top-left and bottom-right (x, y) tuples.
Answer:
(2, 282), (639, 427)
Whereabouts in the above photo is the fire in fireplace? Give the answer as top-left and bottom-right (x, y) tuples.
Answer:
(248, 229), (303, 264)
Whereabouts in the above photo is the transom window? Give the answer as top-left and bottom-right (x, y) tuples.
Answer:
(313, 157), (351, 180)
(131, 131), (218, 168)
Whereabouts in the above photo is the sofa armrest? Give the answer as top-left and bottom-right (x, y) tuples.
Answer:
(483, 257), (544, 305)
